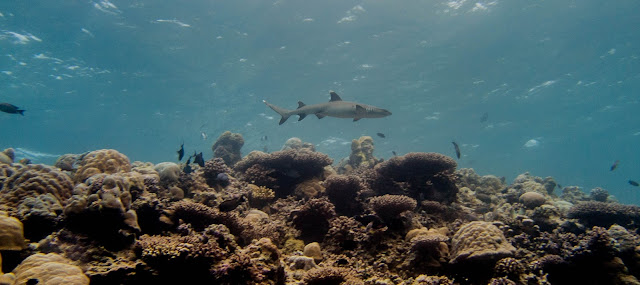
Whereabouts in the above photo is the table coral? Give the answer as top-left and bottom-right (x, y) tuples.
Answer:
(450, 221), (516, 264)
(74, 149), (131, 183)
(369, 194), (416, 222)
(371, 152), (458, 203)
(12, 253), (89, 285)
(568, 201), (640, 228)
(212, 131), (244, 166)
(0, 211), (26, 250)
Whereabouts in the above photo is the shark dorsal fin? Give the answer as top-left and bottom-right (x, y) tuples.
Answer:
(297, 101), (306, 109)
(329, 91), (342, 102)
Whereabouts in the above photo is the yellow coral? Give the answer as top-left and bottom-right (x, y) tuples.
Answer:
(450, 221), (516, 264)
(0, 211), (26, 250)
(74, 149), (131, 183)
(12, 253), (89, 285)
(248, 184), (275, 202)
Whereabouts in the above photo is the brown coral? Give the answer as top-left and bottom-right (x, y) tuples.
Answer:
(303, 266), (362, 285)
(450, 221), (516, 264)
(235, 149), (333, 197)
(212, 131), (245, 166)
(369, 194), (416, 221)
(324, 175), (364, 216)
(0, 211), (26, 250)
(371, 152), (458, 203)
(292, 198), (337, 242)
(0, 164), (73, 211)
(12, 253), (89, 285)
(568, 201), (640, 228)
(74, 149), (131, 183)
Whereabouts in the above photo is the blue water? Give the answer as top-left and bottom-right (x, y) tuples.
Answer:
(1, 1), (639, 204)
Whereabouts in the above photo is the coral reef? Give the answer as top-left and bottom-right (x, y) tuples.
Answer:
(370, 152), (458, 203)
(0, 149), (14, 165)
(212, 131), (245, 166)
(2, 137), (640, 285)
(74, 149), (131, 183)
(12, 253), (89, 285)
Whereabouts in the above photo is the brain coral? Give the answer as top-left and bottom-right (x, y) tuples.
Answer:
(450, 221), (516, 264)
(519, 191), (546, 209)
(0, 164), (73, 213)
(371, 152), (458, 203)
(12, 253), (89, 285)
(0, 211), (26, 250)
(212, 131), (245, 166)
(74, 149), (131, 183)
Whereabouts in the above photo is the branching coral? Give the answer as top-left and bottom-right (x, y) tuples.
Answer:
(369, 194), (416, 222)
(212, 131), (244, 166)
(235, 149), (332, 197)
(212, 238), (285, 284)
(292, 198), (337, 242)
(74, 149), (131, 183)
(168, 200), (248, 244)
(324, 175), (364, 216)
(247, 184), (275, 208)
(371, 152), (458, 203)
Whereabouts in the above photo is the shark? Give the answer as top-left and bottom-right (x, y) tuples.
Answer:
(263, 91), (392, 125)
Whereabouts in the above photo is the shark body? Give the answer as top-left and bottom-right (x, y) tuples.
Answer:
(263, 91), (392, 125)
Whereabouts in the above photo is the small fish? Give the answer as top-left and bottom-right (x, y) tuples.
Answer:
(201, 131), (207, 140)
(480, 112), (488, 123)
(177, 143), (184, 161)
(629, 180), (639, 187)
(0, 103), (25, 115)
(610, 160), (619, 171)
(261, 135), (268, 141)
(219, 195), (246, 212)
(183, 156), (192, 174)
(452, 141), (461, 159)
(392, 151), (397, 156)
(376, 132), (386, 138)
(19, 158), (31, 165)
(557, 184), (563, 189)
(193, 151), (205, 167)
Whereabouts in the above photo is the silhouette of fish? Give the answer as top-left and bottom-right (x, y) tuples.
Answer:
(392, 151), (397, 156)
(0, 103), (25, 115)
(177, 143), (184, 161)
(219, 195), (246, 212)
(452, 141), (461, 159)
(480, 112), (488, 123)
(610, 160), (619, 171)
(376, 133), (386, 138)
(193, 151), (205, 167)
(629, 180), (639, 187)
(183, 156), (192, 174)
(261, 135), (268, 141)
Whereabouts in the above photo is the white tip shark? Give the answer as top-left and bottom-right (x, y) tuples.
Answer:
(263, 91), (392, 125)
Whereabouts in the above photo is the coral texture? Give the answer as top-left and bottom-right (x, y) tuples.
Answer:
(12, 253), (89, 285)
(450, 221), (516, 264)
(568, 201), (640, 228)
(369, 194), (416, 221)
(74, 149), (131, 183)
(212, 131), (245, 166)
(0, 211), (26, 250)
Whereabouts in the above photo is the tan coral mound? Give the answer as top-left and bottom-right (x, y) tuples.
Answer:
(0, 164), (73, 212)
(13, 253), (89, 285)
(0, 211), (26, 250)
(450, 221), (516, 264)
(74, 149), (131, 183)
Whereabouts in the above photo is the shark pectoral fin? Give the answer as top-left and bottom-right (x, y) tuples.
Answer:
(316, 113), (326, 119)
(298, 114), (308, 121)
(329, 91), (343, 102)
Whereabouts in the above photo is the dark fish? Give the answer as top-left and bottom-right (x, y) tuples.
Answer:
(392, 151), (397, 156)
(629, 180), (639, 187)
(193, 152), (205, 167)
(610, 160), (620, 171)
(183, 156), (192, 174)
(177, 143), (184, 161)
(376, 132), (386, 138)
(219, 195), (246, 212)
(452, 141), (461, 159)
(0, 103), (25, 115)
(261, 135), (268, 141)
(480, 112), (488, 123)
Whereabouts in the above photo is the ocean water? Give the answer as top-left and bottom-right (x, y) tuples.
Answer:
(1, 1), (639, 204)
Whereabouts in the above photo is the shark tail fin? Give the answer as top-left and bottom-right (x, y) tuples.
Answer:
(263, 100), (292, 125)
